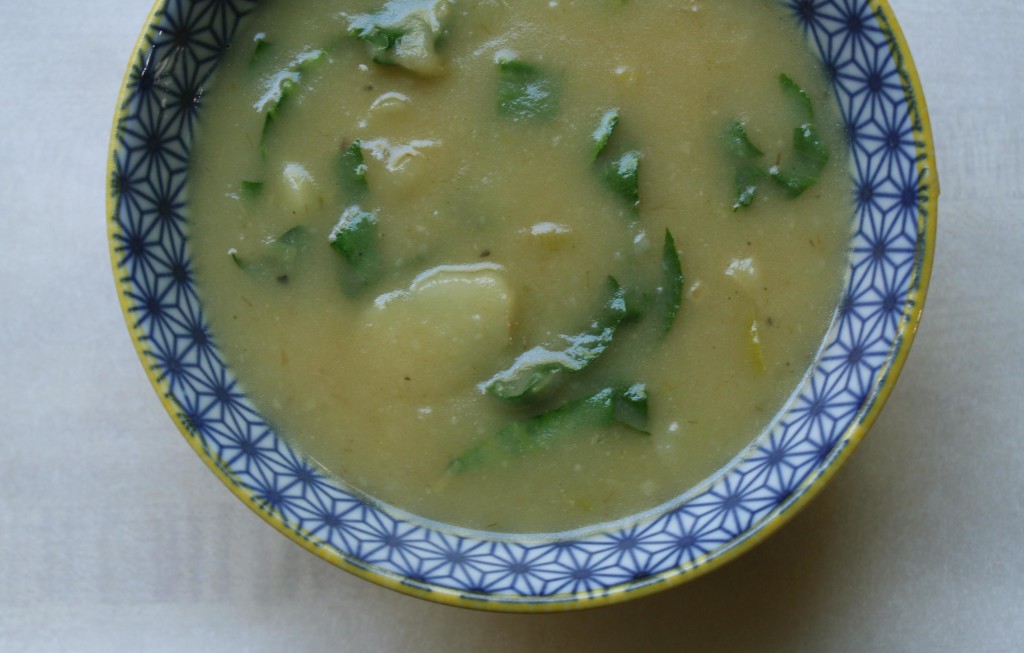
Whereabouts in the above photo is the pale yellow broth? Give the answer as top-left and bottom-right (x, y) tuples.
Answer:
(189, 0), (852, 532)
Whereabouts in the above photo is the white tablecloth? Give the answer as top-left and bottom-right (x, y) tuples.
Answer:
(2, 1), (1022, 650)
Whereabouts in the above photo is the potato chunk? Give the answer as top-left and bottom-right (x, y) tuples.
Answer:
(270, 162), (321, 215)
(357, 264), (514, 398)
(348, 0), (451, 76)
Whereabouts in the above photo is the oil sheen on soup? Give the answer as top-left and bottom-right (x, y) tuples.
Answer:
(188, 0), (852, 532)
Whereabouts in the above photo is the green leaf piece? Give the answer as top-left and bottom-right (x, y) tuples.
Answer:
(260, 76), (296, 143)
(240, 180), (264, 199)
(448, 385), (648, 474)
(604, 150), (641, 208)
(768, 74), (828, 197)
(257, 50), (326, 149)
(338, 140), (368, 202)
(482, 277), (629, 401)
(277, 226), (308, 247)
(613, 383), (650, 434)
(496, 57), (560, 122)
(769, 122), (830, 197)
(725, 74), (830, 207)
(733, 161), (765, 210)
(294, 48), (327, 74)
(329, 205), (381, 296)
(723, 119), (764, 159)
(250, 33), (272, 67)
(591, 108), (620, 160)
(659, 229), (684, 334)
(348, 0), (450, 75)
(230, 225), (310, 283)
(722, 120), (766, 210)
(779, 73), (814, 121)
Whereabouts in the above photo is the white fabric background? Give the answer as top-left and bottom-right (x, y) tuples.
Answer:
(1, 1), (1021, 650)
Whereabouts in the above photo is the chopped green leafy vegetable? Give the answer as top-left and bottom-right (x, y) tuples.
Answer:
(613, 383), (650, 434)
(724, 74), (830, 207)
(277, 226), (308, 247)
(659, 229), (684, 334)
(779, 73), (814, 121)
(723, 119), (764, 160)
(733, 161), (765, 209)
(250, 33), (272, 67)
(482, 277), (629, 401)
(590, 111), (641, 209)
(769, 122), (830, 197)
(329, 205), (381, 296)
(591, 108), (620, 160)
(338, 140), (369, 201)
(448, 385), (650, 474)
(604, 150), (641, 209)
(240, 180), (264, 199)
(258, 50), (327, 147)
(230, 225), (310, 283)
(496, 56), (560, 122)
(722, 120), (765, 210)
(260, 77), (295, 143)
(294, 49), (327, 74)
(768, 74), (829, 196)
(348, 0), (450, 75)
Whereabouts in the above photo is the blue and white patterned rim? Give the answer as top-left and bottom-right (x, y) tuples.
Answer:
(109, 0), (935, 609)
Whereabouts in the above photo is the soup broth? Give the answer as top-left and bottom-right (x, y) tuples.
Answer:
(189, 0), (851, 532)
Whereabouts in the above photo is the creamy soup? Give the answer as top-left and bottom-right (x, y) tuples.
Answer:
(189, 0), (851, 532)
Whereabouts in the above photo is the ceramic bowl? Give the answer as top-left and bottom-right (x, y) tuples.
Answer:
(108, 0), (937, 611)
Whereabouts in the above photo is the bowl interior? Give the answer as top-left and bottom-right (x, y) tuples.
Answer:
(108, 0), (936, 610)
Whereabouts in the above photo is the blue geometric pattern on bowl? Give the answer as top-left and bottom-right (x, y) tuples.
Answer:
(110, 0), (932, 606)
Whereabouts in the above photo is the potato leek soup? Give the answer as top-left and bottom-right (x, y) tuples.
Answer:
(188, 0), (851, 532)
